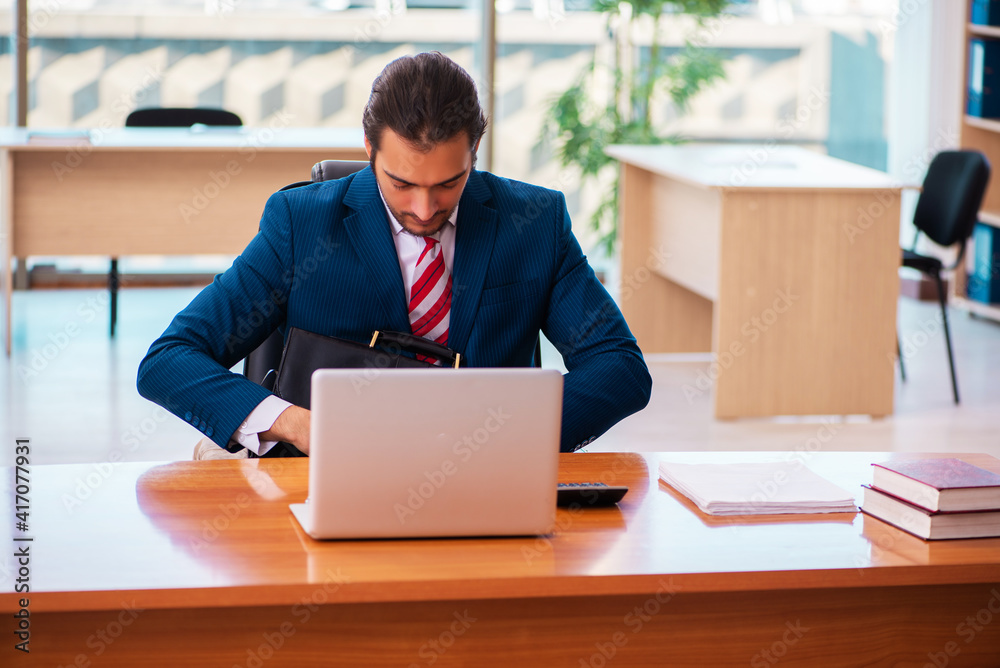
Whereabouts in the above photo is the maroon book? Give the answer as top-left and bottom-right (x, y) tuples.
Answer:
(861, 486), (1000, 540)
(871, 458), (1000, 512)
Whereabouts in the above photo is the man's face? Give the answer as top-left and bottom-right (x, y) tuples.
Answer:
(365, 128), (477, 237)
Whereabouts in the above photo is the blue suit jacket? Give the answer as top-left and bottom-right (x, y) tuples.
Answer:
(137, 168), (651, 452)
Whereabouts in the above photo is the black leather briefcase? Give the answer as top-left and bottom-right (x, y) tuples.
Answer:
(254, 328), (460, 458)
(272, 327), (461, 409)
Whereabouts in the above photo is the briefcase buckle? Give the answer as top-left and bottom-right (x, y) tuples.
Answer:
(369, 330), (461, 369)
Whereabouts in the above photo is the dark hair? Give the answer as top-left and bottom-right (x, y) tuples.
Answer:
(363, 52), (488, 163)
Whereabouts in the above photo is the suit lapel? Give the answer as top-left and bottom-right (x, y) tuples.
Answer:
(342, 168), (411, 332)
(449, 171), (497, 356)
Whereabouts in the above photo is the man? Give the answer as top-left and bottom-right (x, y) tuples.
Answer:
(137, 52), (651, 456)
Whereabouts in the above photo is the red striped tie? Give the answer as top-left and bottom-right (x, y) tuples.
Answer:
(409, 237), (452, 362)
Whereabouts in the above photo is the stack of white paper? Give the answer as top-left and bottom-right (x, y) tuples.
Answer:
(658, 460), (857, 516)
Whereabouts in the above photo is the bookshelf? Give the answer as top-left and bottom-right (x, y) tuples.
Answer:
(958, 4), (1000, 322)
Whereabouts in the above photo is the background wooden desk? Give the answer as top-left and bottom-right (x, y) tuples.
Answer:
(0, 127), (367, 355)
(607, 144), (904, 419)
(2, 451), (999, 667)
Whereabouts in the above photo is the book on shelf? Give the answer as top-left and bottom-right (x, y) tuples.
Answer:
(968, 38), (1000, 119)
(861, 486), (1000, 541)
(969, 222), (1000, 304)
(871, 458), (1000, 512)
(972, 0), (1000, 26)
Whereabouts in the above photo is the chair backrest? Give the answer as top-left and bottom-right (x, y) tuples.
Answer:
(913, 150), (991, 248)
(243, 160), (368, 385)
(125, 107), (243, 128)
(312, 159), (369, 182)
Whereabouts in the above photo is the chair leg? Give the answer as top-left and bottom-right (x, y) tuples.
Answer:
(932, 272), (959, 404)
(896, 333), (906, 382)
(109, 258), (119, 338)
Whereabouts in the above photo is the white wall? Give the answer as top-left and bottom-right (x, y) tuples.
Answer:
(888, 0), (965, 249)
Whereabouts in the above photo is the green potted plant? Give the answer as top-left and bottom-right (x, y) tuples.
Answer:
(544, 0), (730, 253)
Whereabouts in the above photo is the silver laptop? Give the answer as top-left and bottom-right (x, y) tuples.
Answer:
(290, 368), (562, 539)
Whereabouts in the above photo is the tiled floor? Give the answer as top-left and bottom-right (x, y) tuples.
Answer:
(1, 286), (998, 466)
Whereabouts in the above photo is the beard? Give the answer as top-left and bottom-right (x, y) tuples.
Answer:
(389, 201), (455, 237)
(378, 184), (457, 237)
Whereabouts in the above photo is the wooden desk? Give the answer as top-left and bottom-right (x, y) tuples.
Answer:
(0, 127), (367, 355)
(607, 144), (904, 419)
(2, 452), (999, 667)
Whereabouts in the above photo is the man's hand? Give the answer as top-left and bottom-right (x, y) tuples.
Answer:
(261, 405), (311, 455)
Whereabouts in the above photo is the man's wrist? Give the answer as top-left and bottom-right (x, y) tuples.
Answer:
(261, 405), (311, 454)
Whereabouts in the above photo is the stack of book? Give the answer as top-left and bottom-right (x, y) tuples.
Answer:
(861, 458), (1000, 540)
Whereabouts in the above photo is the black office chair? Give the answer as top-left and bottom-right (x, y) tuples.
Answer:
(109, 108), (244, 337)
(124, 107), (243, 128)
(898, 150), (990, 404)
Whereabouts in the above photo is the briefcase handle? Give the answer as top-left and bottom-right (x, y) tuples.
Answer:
(370, 331), (462, 369)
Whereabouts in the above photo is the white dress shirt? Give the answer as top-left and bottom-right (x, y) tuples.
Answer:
(231, 191), (458, 456)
